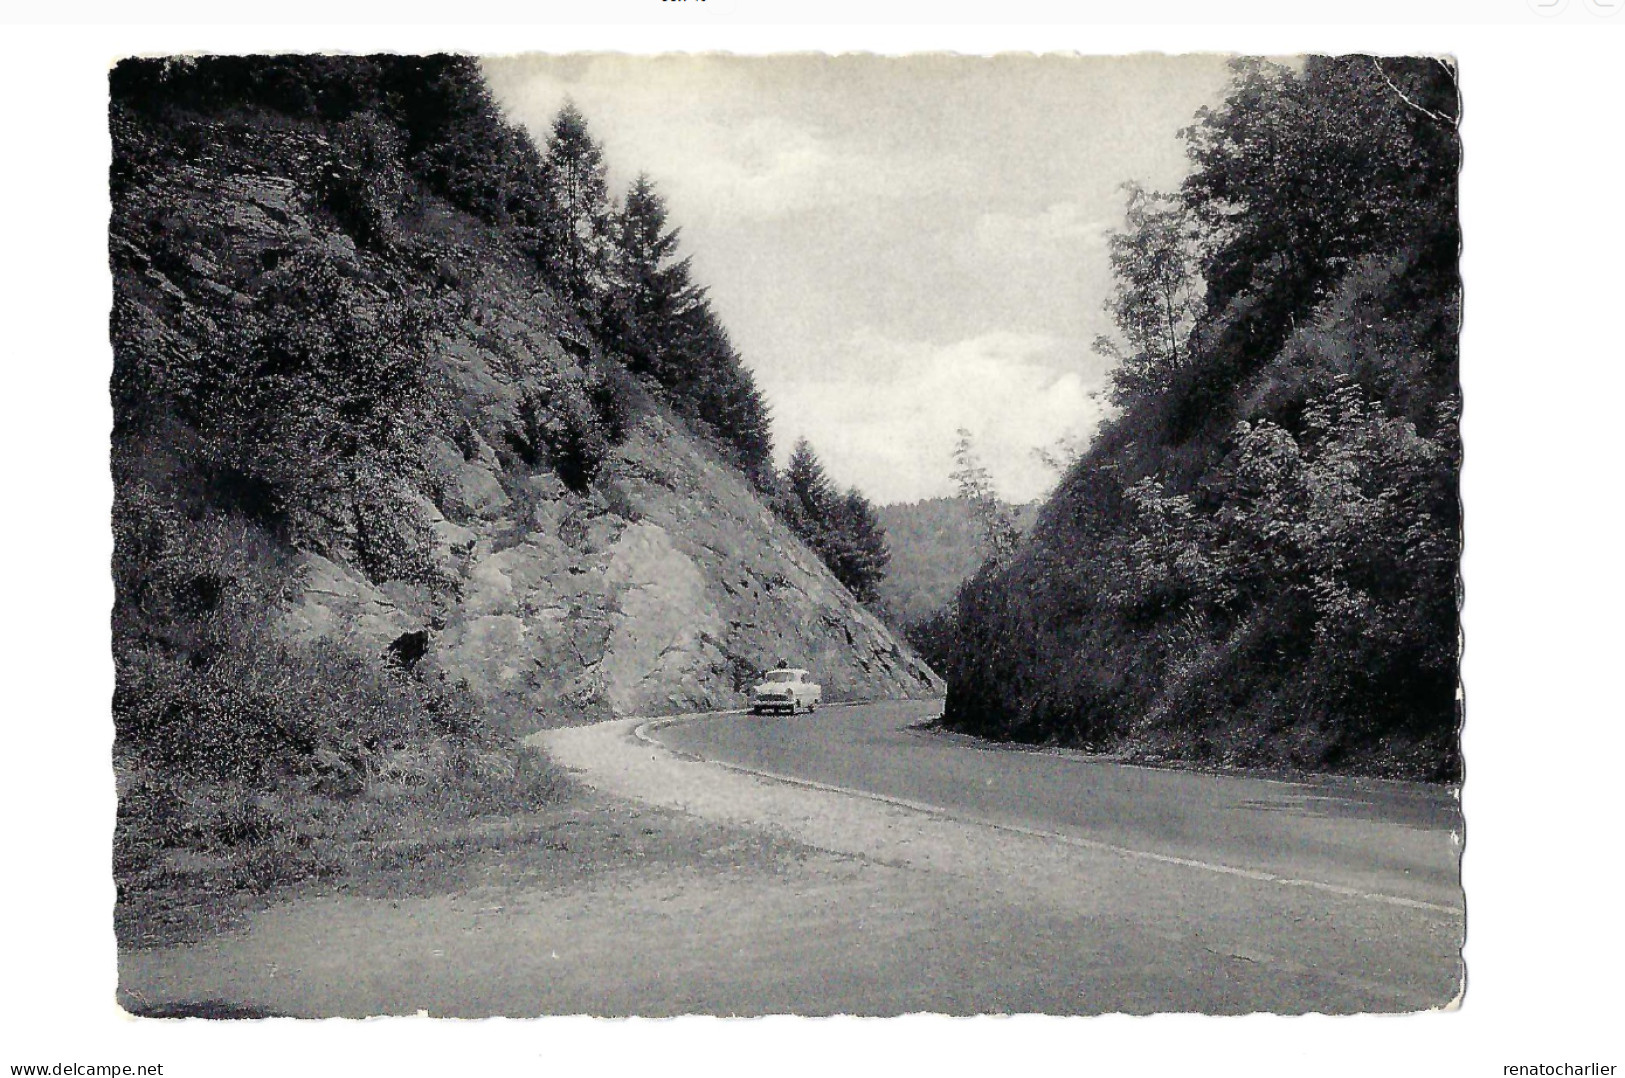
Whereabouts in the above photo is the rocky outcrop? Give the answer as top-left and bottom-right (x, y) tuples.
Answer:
(284, 400), (943, 726)
(130, 159), (940, 732)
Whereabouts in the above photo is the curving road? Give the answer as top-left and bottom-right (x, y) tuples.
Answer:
(651, 699), (1464, 912)
(120, 699), (1466, 1016)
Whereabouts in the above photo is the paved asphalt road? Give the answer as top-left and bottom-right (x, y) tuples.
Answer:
(652, 698), (1463, 911)
(120, 699), (1466, 1016)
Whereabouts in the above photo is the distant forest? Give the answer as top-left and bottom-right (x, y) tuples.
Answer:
(875, 497), (1037, 629)
(930, 56), (1462, 780)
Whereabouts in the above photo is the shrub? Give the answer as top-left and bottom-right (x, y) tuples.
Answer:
(511, 378), (612, 494)
(315, 111), (407, 248)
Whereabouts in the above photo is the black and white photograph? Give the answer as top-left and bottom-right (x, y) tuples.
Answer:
(107, 49), (1464, 1018)
(4, 5), (1624, 1076)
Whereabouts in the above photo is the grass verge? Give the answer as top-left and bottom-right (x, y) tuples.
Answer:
(115, 745), (804, 951)
(114, 741), (566, 949)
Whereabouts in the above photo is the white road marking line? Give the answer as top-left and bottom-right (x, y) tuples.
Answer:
(631, 716), (1463, 918)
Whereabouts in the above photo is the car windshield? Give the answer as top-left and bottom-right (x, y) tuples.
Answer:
(764, 670), (797, 683)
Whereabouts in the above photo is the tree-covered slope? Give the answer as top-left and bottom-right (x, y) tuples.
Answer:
(875, 497), (1038, 629)
(937, 56), (1461, 780)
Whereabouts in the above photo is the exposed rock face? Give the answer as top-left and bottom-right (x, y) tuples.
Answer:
(135, 164), (941, 730)
(287, 402), (944, 726)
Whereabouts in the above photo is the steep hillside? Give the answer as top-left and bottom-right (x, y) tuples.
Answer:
(110, 56), (938, 912)
(937, 57), (1460, 781)
(112, 57), (936, 728)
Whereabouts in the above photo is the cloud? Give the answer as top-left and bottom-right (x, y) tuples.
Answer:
(761, 329), (1108, 505)
(477, 53), (1234, 503)
(944, 202), (1117, 355)
(484, 57), (895, 222)
(639, 114), (863, 222)
(971, 201), (1109, 253)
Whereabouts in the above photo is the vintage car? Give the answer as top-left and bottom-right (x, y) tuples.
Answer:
(749, 667), (822, 715)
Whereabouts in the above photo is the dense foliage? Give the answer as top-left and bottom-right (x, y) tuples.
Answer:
(870, 430), (1033, 668)
(111, 55), (618, 865)
(601, 172), (777, 489)
(872, 495), (1037, 678)
(113, 56), (775, 480)
(936, 56), (1462, 779)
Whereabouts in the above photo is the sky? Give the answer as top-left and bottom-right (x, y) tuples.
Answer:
(483, 53), (1236, 504)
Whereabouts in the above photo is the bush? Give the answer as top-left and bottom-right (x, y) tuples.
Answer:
(349, 467), (449, 589)
(586, 356), (643, 444)
(115, 634), (477, 784)
(509, 378), (611, 494)
(315, 111), (407, 248)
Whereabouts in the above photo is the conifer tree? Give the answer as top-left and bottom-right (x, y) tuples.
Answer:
(541, 100), (614, 318)
(378, 55), (526, 228)
(608, 173), (701, 378)
(828, 487), (891, 603)
(650, 288), (775, 487)
(783, 437), (836, 536)
(779, 439), (889, 602)
(536, 106), (779, 489)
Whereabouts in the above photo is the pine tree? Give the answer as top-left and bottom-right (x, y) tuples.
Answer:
(778, 439), (889, 602)
(541, 100), (614, 319)
(829, 487), (891, 603)
(655, 291), (775, 487)
(533, 109), (777, 489)
(608, 173), (702, 378)
(379, 55), (520, 227)
(783, 437), (836, 537)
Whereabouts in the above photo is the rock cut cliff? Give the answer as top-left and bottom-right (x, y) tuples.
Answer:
(111, 85), (940, 741)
